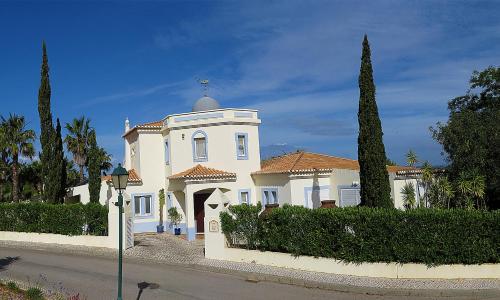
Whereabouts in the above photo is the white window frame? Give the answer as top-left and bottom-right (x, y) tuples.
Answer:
(262, 187), (279, 205)
(235, 133), (248, 160)
(304, 185), (330, 208)
(133, 193), (154, 218)
(338, 186), (361, 207)
(238, 189), (251, 205)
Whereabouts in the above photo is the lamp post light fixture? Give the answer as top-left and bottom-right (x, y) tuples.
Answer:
(111, 163), (129, 300)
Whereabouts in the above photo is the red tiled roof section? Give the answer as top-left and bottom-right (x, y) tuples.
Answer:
(387, 165), (416, 173)
(255, 151), (414, 174)
(101, 168), (142, 183)
(127, 169), (142, 182)
(137, 120), (163, 128)
(169, 164), (236, 180)
(123, 120), (163, 137)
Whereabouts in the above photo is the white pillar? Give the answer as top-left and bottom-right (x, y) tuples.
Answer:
(107, 192), (134, 249)
(184, 184), (196, 241)
(204, 188), (227, 259)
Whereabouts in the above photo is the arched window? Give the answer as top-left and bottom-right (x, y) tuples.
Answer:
(192, 130), (208, 162)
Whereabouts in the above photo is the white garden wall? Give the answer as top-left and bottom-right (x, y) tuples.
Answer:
(204, 199), (500, 280)
(0, 199), (134, 250)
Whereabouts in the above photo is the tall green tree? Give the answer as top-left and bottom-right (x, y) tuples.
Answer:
(431, 66), (499, 209)
(0, 125), (10, 201)
(64, 117), (91, 183)
(97, 147), (112, 174)
(19, 161), (42, 200)
(87, 130), (101, 203)
(357, 35), (392, 208)
(0, 114), (36, 202)
(45, 119), (66, 203)
(37, 42), (54, 199)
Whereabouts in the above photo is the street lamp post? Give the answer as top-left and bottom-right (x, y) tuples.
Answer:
(111, 164), (129, 300)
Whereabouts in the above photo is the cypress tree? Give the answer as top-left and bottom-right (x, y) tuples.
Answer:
(87, 130), (101, 203)
(357, 35), (392, 208)
(37, 41), (54, 199)
(46, 119), (66, 203)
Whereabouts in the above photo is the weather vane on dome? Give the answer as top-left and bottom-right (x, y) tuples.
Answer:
(198, 79), (209, 96)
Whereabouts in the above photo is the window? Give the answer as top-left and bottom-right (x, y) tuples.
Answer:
(235, 133), (248, 160)
(235, 133), (248, 159)
(195, 137), (206, 158)
(262, 188), (278, 205)
(238, 189), (251, 204)
(192, 130), (208, 162)
(339, 188), (361, 207)
(165, 139), (170, 165)
(166, 193), (173, 209)
(305, 186), (330, 208)
(133, 194), (153, 217)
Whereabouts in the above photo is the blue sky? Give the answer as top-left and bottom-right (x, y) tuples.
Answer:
(1, 1), (499, 166)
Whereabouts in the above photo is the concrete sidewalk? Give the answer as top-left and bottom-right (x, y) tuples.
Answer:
(0, 233), (499, 298)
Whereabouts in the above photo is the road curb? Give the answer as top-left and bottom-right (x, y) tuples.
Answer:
(1, 241), (499, 299)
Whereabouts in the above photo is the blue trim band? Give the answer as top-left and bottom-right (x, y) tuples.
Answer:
(175, 112), (224, 122)
(187, 227), (196, 241)
(238, 189), (251, 204)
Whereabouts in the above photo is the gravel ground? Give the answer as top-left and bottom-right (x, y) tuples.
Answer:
(1, 234), (499, 292)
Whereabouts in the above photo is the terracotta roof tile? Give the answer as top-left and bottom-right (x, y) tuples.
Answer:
(137, 120), (163, 128)
(123, 120), (163, 137)
(101, 168), (142, 183)
(254, 151), (413, 175)
(169, 164), (236, 180)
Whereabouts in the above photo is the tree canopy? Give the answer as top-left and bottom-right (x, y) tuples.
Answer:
(357, 35), (392, 208)
(431, 66), (499, 209)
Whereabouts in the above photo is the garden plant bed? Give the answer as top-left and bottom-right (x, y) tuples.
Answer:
(0, 281), (44, 300)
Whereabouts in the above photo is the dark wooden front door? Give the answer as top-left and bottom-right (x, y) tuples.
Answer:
(194, 193), (210, 233)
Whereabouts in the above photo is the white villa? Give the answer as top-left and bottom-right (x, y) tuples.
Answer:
(74, 95), (416, 241)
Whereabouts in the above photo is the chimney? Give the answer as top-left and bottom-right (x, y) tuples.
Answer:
(125, 117), (130, 132)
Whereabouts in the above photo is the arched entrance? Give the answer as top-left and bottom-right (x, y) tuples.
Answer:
(193, 187), (231, 234)
(193, 189), (215, 233)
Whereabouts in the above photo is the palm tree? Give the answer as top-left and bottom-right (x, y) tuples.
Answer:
(457, 170), (486, 209)
(97, 147), (112, 174)
(420, 161), (434, 208)
(428, 176), (454, 209)
(1, 114), (36, 202)
(405, 149), (421, 204)
(470, 172), (486, 209)
(457, 172), (473, 209)
(406, 149), (418, 167)
(64, 117), (91, 183)
(401, 182), (416, 210)
(0, 125), (10, 201)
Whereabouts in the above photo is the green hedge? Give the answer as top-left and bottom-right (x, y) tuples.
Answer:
(0, 202), (108, 236)
(221, 205), (500, 265)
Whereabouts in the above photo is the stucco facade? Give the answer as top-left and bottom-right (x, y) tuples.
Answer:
(75, 97), (417, 240)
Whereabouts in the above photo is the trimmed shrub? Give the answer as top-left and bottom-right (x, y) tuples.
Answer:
(0, 202), (108, 236)
(220, 203), (261, 249)
(221, 205), (500, 265)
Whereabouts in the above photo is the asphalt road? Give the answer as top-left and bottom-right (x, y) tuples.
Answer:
(0, 246), (494, 300)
